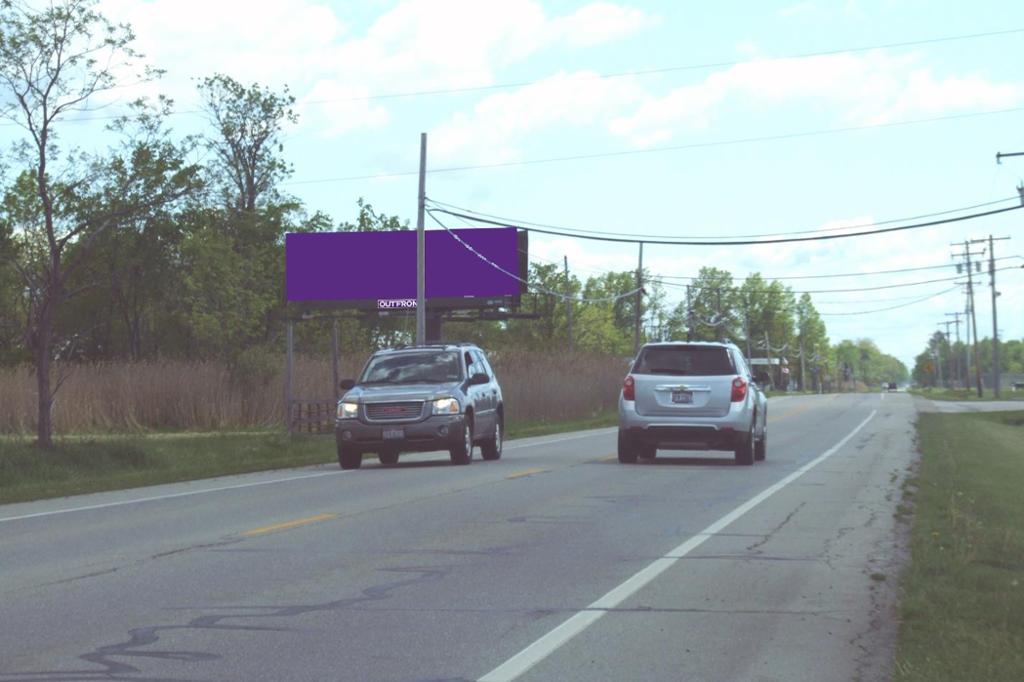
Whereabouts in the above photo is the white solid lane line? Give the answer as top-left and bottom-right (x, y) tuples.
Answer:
(0, 428), (619, 524)
(0, 470), (348, 524)
(479, 409), (878, 682)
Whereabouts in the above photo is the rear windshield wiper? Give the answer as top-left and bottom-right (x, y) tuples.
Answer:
(646, 368), (691, 375)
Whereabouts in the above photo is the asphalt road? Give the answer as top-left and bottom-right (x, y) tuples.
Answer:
(1, 392), (916, 682)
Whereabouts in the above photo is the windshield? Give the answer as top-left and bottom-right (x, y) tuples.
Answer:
(633, 346), (736, 376)
(359, 351), (462, 384)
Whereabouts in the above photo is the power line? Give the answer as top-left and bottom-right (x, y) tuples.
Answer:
(655, 255), (1023, 281)
(651, 265), (1023, 295)
(337, 27), (1024, 101)
(426, 211), (641, 303)
(427, 202), (1024, 246)
(817, 286), (960, 315)
(285, 106), (1024, 186)
(428, 195), (1021, 241)
(6, 26), (1020, 129)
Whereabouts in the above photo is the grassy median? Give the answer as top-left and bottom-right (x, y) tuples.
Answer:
(894, 410), (1024, 681)
(0, 412), (617, 505)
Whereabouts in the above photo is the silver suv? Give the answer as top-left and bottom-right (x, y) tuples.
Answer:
(618, 342), (768, 465)
(335, 344), (503, 469)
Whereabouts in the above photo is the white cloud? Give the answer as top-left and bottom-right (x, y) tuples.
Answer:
(432, 71), (647, 164)
(610, 51), (1024, 147)
(94, 0), (656, 136)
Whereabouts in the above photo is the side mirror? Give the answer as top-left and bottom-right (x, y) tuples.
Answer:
(469, 372), (490, 386)
(339, 378), (356, 391)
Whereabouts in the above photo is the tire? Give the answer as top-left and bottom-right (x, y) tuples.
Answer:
(378, 450), (399, 466)
(617, 430), (639, 464)
(481, 416), (503, 461)
(449, 417), (474, 465)
(338, 445), (362, 470)
(638, 445), (657, 460)
(734, 426), (755, 466)
(754, 428), (767, 462)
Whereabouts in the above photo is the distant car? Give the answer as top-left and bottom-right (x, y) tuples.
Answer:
(618, 342), (768, 465)
(334, 344), (503, 469)
(887, 382), (898, 392)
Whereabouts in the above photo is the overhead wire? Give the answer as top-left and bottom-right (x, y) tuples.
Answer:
(817, 286), (961, 315)
(285, 107), (1024, 186)
(649, 265), (1023, 295)
(6, 26), (1020, 129)
(426, 195), (1022, 241)
(426, 211), (642, 304)
(427, 202), (1024, 246)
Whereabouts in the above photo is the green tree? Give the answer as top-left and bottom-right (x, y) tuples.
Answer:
(0, 0), (197, 446)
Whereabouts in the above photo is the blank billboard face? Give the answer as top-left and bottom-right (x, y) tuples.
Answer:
(285, 227), (522, 308)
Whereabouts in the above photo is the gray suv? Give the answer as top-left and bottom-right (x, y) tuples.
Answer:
(618, 342), (768, 465)
(335, 344), (503, 469)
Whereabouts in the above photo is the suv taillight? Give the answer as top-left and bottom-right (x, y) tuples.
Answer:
(731, 376), (748, 402)
(623, 375), (635, 401)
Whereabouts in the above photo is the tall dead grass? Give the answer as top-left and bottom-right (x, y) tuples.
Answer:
(0, 351), (625, 434)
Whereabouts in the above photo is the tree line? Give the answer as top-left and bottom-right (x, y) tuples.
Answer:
(913, 331), (1024, 388)
(0, 1), (907, 448)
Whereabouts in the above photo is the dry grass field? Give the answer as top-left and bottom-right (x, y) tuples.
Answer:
(0, 351), (626, 435)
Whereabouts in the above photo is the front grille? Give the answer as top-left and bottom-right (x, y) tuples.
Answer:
(365, 401), (424, 422)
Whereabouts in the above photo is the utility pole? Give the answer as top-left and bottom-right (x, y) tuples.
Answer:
(564, 255), (573, 352)
(952, 240), (985, 397)
(634, 242), (644, 355)
(944, 312), (962, 387)
(685, 285), (693, 342)
(799, 339), (806, 391)
(971, 235), (1010, 397)
(415, 133), (427, 346)
(938, 321), (955, 388)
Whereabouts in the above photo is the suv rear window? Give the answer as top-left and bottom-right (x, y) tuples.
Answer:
(360, 351), (461, 384)
(633, 346), (736, 376)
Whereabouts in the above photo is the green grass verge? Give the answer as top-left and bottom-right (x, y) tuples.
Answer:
(894, 410), (1024, 681)
(0, 412), (618, 505)
(909, 387), (1024, 402)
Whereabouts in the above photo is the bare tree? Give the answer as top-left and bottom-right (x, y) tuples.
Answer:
(0, 1), (198, 447)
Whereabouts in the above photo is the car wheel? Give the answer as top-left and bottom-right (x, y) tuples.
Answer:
(755, 428), (767, 462)
(481, 417), (503, 461)
(338, 445), (362, 470)
(378, 449), (399, 466)
(449, 417), (473, 465)
(638, 445), (657, 460)
(617, 430), (639, 464)
(734, 426), (755, 466)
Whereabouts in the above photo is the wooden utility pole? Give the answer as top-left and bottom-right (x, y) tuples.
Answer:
(944, 312), (962, 387)
(564, 255), (573, 352)
(634, 243), (644, 355)
(953, 240), (985, 397)
(972, 235), (1010, 397)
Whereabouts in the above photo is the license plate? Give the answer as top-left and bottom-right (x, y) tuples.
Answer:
(382, 427), (405, 440)
(671, 391), (693, 404)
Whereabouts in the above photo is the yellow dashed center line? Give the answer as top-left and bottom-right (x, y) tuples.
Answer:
(597, 455), (618, 462)
(506, 468), (548, 480)
(243, 513), (337, 537)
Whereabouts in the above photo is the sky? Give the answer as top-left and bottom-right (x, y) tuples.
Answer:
(12, 0), (1024, 370)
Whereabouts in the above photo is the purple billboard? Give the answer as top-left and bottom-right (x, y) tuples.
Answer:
(285, 227), (526, 309)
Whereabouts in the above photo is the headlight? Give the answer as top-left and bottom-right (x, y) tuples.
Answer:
(432, 397), (460, 415)
(337, 402), (359, 419)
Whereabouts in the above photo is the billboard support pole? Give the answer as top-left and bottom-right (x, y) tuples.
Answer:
(331, 320), (340, 401)
(416, 133), (427, 346)
(285, 320), (294, 434)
